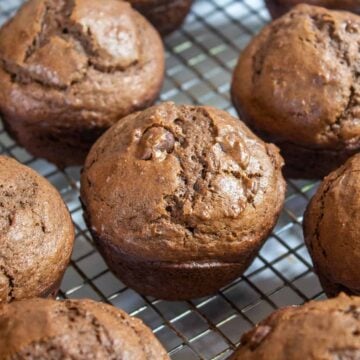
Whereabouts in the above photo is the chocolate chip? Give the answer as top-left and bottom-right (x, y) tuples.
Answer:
(219, 132), (250, 169)
(137, 127), (175, 161)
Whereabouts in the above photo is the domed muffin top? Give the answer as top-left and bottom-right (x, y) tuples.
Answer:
(0, 156), (74, 303)
(232, 4), (360, 150)
(231, 294), (360, 360)
(0, 298), (169, 359)
(81, 102), (285, 263)
(304, 153), (360, 294)
(0, 0), (164, 123)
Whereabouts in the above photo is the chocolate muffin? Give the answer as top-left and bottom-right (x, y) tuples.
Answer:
(80, 102), (286, 300)
(304, 154), (360, 297)
(231, 4), (360, 179)
(0, 156), (74, 303)
(0, 298), (169, 359)
(230, 293), (360, 359)
(266, 0), (360, 19)
(0, 0), (164, 168)
(126, 0), (193, 35)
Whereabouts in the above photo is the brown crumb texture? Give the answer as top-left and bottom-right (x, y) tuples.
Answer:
(0, 0), (164, 167)
(0, 298), (169, 360)
(0, 156), (74, 303)
(230, 294), (360, 360)
(304, 153), (360, 297)
(80, 102), (286, 299)
(231, 4), (360, 178)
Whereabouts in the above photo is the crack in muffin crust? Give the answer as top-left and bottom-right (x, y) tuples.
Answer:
(0, 0), (144, 90)
(81, 103), (281, 257)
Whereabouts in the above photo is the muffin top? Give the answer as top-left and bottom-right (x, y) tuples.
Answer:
(0, 156), (74, 303)
(0, 298), (169, 359)
(81, 102), (285, 263)
(231, 294), (360, 359)
(304, 153), (360, 294)
(232, 4), (360, 151)
(0, 0), (164, 127)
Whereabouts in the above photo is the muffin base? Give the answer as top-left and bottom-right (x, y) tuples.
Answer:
(316, 271), (360, 298)
(277, 140), (359, 179)
(133, 0), (193, 35)
(1, 111), (106, 169)
(99, 255), (251, 301)
(88, 228), (262, 300)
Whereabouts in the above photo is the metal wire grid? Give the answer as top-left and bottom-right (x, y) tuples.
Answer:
(0, 0), (325, 359)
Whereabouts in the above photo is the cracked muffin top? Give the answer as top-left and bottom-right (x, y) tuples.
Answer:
(304, 153), (360, 295)
(232, 4), (360, 151)
(0, 0), (164, 128)
(80, 102), (286, 263)
(0, 298), (169, 359)
(0, 156), (74, 303)
(230, 293), (360, 360)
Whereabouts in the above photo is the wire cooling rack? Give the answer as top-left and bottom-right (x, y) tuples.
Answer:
(0, 1), (324, 359)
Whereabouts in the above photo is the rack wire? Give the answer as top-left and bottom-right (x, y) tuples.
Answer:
(0, 1), (324, 359)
